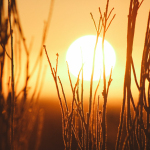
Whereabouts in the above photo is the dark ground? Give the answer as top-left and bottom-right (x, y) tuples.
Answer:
(29, 99), (122, 150)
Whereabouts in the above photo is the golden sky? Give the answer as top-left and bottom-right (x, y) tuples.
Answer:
(13, 0), (150, 104)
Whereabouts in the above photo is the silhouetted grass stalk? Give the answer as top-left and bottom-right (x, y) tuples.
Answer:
(8, 0), (15, 149)
(115, 0), (150, 150)
(87, 27), (100, 150)
(0, 0), (55, 149)
(115, 0), (140, 148)
(44, 1), (115, 150)
(44, 0), (150, 149)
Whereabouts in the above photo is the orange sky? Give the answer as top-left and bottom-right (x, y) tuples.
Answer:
(8, 0), (150, 104)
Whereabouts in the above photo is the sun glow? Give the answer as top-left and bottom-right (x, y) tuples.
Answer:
(66, 35), (116, 81)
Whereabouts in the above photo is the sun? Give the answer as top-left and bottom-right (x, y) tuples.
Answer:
(66, 35), (116, 81)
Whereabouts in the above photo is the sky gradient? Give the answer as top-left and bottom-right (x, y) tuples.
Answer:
(15, 0), (150, 104)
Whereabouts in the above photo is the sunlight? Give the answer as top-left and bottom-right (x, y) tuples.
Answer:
(66, 35), (116, 81)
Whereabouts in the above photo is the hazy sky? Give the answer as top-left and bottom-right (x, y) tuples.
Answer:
(15, 0), (150, 104)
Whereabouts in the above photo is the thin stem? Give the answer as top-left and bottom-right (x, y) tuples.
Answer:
(101, 1), (110, 149)
(131, 57), (140, 90)
(8, 0), (15, 149)
(87, 32), (100, 150)
(44, 45), (65, 118)
(66, 61), (73, 93)
(58, 76), (68, 112)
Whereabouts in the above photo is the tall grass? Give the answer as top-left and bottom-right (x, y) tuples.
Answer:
(44, 0), (115, 149)
(0, 0), (54, 150)
(0, 0), (150, 150)
(45, 0), (150, 150)
(116, 0), (150, 149)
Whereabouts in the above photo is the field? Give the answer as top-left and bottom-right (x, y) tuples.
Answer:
(37, 100), (120, 150)
(0, 0), (150, 150)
